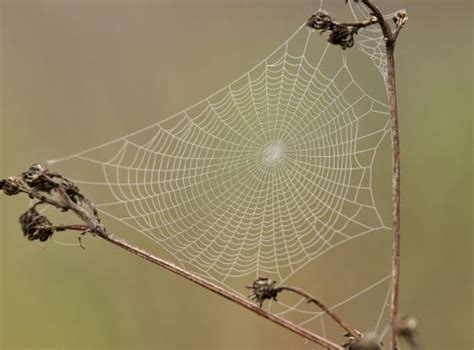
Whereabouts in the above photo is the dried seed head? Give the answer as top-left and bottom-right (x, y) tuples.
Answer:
(247, 277), (279, 307)
(21, 163), (57, 193)
(22, 163), (44, 183)
(0, 176), (23, 196)
(395, 315), (420, 349)
(306, 10), (335, 32)
(328, 25), (356, 49)
(343, 333), (382, 350)
(21, 163), (84, 203)
(19, 207), (55, 242)
(393, 9), (408, 26)
(306, 10), (359, 50)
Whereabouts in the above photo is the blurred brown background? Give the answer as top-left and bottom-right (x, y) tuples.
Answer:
(1, 0), (472, 349)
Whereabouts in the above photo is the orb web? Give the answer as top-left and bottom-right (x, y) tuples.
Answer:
(47, 1), (397, 344)
(262, 141), (284, 167)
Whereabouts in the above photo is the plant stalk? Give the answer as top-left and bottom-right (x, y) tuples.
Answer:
(100, 233), (343, 349)
(17, 183), (342, 349)
(360, 2), (404, 349)
(385, 41), (401, 350)
(279, 286), (359, 338)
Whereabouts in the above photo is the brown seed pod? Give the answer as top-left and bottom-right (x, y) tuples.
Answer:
(19, 207), (55, 242)
(0, 176), (22, 196)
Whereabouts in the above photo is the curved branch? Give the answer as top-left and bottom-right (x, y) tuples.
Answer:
(278, 285), (359, 339)
(360, 0), (393, 41)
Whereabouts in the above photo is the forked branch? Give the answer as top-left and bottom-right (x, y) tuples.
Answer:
(308, 1), (408, 349)
(247, 277), (360, 339)
(362, 3), (406, 350)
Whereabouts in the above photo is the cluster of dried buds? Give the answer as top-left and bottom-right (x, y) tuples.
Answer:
(1, 164), (81, 200)
(0, 164), (96, 244)
(22, 163), (84, 203)
(306, 10), (376, 49)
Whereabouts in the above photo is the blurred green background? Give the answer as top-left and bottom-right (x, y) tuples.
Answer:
(1, 0), (472, 349)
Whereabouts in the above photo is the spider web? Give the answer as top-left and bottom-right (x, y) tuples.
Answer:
(47, 2), (397, 346)
(348, 1), (392, 81)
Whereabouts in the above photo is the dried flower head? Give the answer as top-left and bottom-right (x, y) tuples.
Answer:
(328, 25), (356, 49)
(247, 277), (280, 307)
(0, 176), (23, 196)
(19, 207), (55, 242)
(21, 163), (57, 193)
(306, 10), (364, 50)
(395, 315), (420, 349)
(306, 10), (335, 32)
(21, 163), (84, 204)
(393, 9), (408, 27)
(343, 333), (382, 350)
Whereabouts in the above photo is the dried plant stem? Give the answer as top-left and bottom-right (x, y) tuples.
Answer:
(101, 234), (343, 349)
(278, 286), (359, 338)
(306, 1), (406, 347)
(47, 224), (90, 232)
(359, 2), (405, 349)
(386, 40), (401, 350)
(339, 18), (378, 29)
(15, 184), (342, 350)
